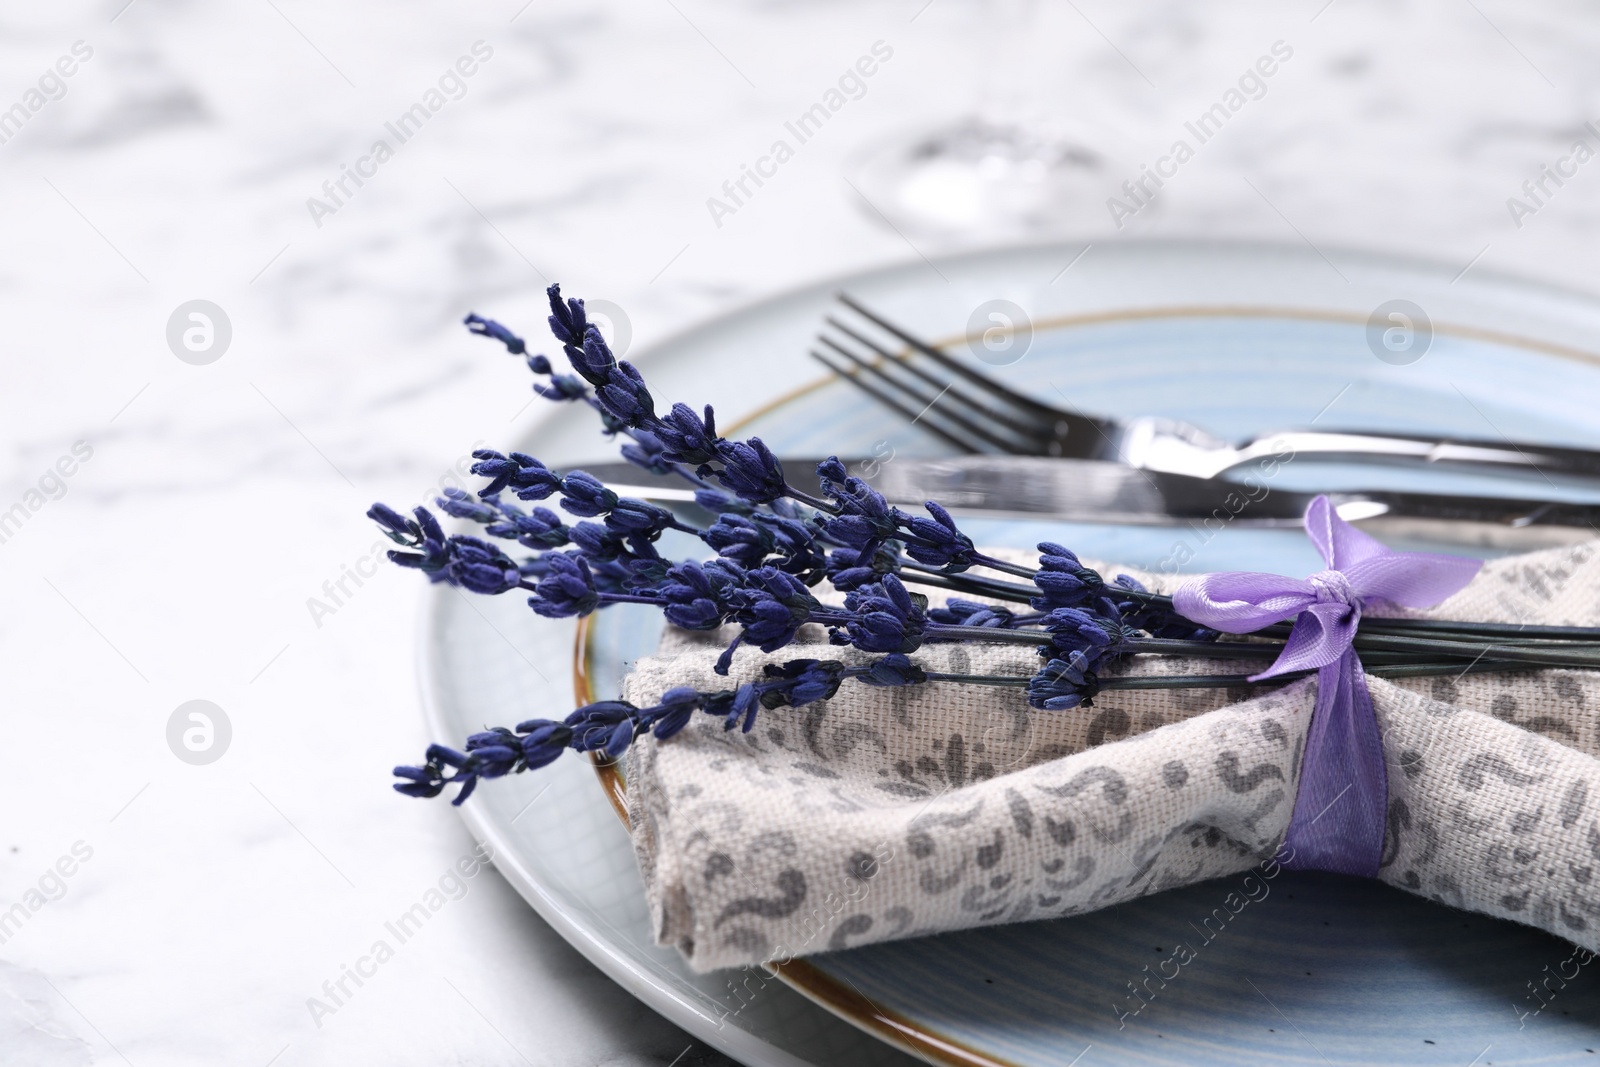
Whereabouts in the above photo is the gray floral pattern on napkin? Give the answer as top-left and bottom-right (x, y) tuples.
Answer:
(624, 540), (1600, 972)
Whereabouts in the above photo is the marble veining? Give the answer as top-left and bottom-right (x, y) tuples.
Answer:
(5, 0), (1600, 1064)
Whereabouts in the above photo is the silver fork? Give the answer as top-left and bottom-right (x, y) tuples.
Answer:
(811, 294), (1600, 483)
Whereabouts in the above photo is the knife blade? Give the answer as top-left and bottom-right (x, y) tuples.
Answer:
(570, 456), (1600, 548)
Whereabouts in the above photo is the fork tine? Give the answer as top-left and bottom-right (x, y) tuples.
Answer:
(836, 293), (1061, 419)
(824, 315), (1048, 445)
(810, 350), (980, 454)
(815, 335), (1031, 454)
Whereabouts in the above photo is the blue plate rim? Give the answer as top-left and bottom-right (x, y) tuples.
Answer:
(423, 237), (1600, 1067)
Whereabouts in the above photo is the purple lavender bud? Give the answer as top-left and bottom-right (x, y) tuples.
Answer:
(704, 513), (775, 569)
(842, 574), (927, 654)
(368, 502), (420, 545)
(711, 438), (788, 505)
(469, 450), (520, 496)
(694, 488), (752, 515)
(816, 456), (848, 485)
(408, 744), (482, 805)
(1028, 653), (1097, 710)
(386, 506), (453, 577)
(819, 477), (897, 549)
(445, 536), (523, 595)
(1113, 574), (1218, 641)
(1043, 607), (1115, 664)
(655, 403), (720, 466)
(759, 514), (825, 578)
(565, 700), (637, 758)
(511, 719), (574, 770)
(1030, 547), (1105, 610)
(900, 501), (977, 571)
(644, 686), (704, 740)
(595, 357), (656, 426)
(621, 555), (669, 594)
(546, 284), (589, 348)
(606, 497), (675, 538)
(620, 429), (673, 476)
(758, 659), (846, 710)
(463, 313), (526, 355)
(570, 520), (627, 561)
(856, 653), (928, 687)
(463, 728), (522, 777)
(528, 552), (600, 618)
(658, 559), (741, 631)
(534, 373), (589, 402)
(724, 682), (760, 732)
(825, 542), (900, 591)
(1038, 542), (1082, 566)
(564, 320), (615, 388)
(485, 501), (570, 550)
(392, 765), (446, 799)
(470, 450), (564, 500)
(727, 566), (820, 652)
(558, 471), (619, 517)
(927, 598), (1017, 628)
(435, 486), (498, 524)
(414, 506), (446, 546)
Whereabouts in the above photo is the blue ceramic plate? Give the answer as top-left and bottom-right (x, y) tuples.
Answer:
(424, 240), (1600, 1066)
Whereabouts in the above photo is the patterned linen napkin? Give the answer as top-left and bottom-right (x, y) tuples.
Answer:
(623, 540), (1600, 972)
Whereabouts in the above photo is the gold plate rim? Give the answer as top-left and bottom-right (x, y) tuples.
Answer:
(577, 301), (1600, 1067)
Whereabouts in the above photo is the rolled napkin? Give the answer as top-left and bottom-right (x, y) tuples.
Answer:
(624, 539), (1600, 972)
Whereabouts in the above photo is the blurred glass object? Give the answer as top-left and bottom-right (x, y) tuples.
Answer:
(846, 0), (1140, 238)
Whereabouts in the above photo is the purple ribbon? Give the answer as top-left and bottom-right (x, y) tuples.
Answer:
(1171, 496), (1481, 876)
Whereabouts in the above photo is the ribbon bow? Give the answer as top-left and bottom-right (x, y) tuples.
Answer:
(1171, 496), (1482, 876)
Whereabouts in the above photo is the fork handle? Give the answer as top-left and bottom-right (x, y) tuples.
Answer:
(1220, 429), (1600, 483)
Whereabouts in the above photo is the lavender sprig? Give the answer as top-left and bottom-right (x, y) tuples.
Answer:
(379, 283), (1600, 806)
(394, 654), (927, 804)
(461, 311), (1177, 612)
(469, 289), (1134, 603)
(393, 641), (1549, 804)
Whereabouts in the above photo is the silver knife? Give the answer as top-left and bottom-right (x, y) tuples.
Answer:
(574, 456), (1600, 549)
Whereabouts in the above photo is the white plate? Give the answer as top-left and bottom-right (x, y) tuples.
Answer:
(420, 239), (1600, 1066)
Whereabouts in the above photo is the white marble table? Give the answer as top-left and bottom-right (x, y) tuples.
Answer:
(5, 1), (1600, 1063)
